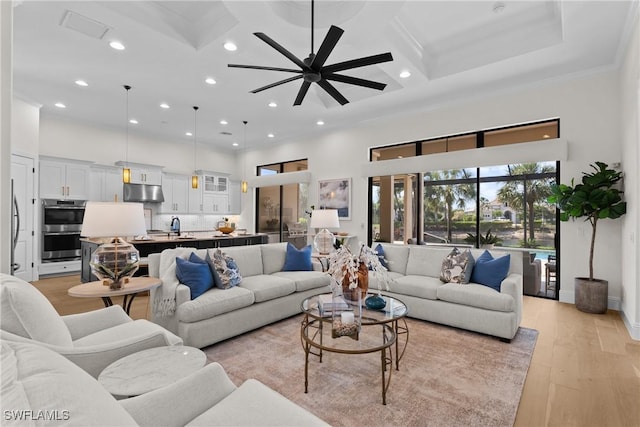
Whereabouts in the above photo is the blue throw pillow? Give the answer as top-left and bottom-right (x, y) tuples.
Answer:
(189, 252), (223, 289)
(282, 243), (313, 271)
(470, 250), (510, 291)
(175, 257), (214, 299)
(374, 244), (389, 269)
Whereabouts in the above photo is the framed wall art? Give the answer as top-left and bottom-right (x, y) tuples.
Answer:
(318, 178), (351, 220)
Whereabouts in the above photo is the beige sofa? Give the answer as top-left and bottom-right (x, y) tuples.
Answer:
(148, 243), (331, 348)
(371, 244), (523, 341)
(0, 339), (328, 426)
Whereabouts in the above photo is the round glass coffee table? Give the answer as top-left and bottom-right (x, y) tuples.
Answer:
(300, 293), (409, 405)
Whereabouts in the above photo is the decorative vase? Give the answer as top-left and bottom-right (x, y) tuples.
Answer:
(342, 262), (368, 299)
(575, 277), (608, 314)
(365, 294), (386, 310)
(331, 289), (361, 340)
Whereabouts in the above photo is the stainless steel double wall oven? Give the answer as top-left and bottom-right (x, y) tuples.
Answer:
(41, 199), (86, 262)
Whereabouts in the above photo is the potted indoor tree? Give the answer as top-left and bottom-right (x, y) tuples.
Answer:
(547, 162), (626, 313)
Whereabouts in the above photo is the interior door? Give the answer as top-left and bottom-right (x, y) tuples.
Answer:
(11, 154), (35, 282)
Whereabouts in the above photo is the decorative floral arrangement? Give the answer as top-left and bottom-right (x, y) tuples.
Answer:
(327, 243), (392, 295)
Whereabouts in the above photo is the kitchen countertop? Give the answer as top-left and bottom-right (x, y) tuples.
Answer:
(82, 232), (266, 244)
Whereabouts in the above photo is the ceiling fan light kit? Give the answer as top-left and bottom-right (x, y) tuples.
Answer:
(228, 0), (393, 106)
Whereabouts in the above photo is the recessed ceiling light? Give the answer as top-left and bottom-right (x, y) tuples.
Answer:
(205, 77), (216, 85)
(220, 120), (228, 125)
(185, 132), (193, 136)
(267, 133), (275, 138)
(224, 41), (237, 51)
(75, 80), (88, 87)
(232, 142), (239, 147)
(399, 70), (411, 79)
(109, 41), (125, 50)
(316, 120), (324, 126)
(54, 102), (66, 108)
(129, 119), (138, 124)
(268, 102), (277, 108)
(160, 103), (170, 109)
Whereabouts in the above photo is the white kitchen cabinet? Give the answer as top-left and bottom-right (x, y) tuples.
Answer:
(228, 180), (241, 214)
(90, 165), (122, 202)
(203, 174), (228, 194)
(40, 158), (91, 200)
(129, 167), (162, 185)
(160, 174), (189, 213)
(188, 177), (204, 213)
(203, 193), (229, 214)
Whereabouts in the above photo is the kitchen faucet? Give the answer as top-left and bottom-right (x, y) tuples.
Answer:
(170, 216), (181, 236)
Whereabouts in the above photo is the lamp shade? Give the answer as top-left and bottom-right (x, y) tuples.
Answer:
(310, 209), (340, 229)
(81, 202), (147, 237)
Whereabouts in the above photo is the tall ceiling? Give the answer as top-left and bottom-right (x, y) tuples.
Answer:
(12, 1), (636, 150)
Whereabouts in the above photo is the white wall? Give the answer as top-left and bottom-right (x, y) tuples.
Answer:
(12, 97), (39, 156)
(620, 12), (640, 339)
(0, 2), (12, 274)
(38, 112), (239, 177)
(243, 70), (626, 310)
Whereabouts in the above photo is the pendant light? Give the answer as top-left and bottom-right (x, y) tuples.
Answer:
(241, 120), (248, 193)
(122, 85), (132, 183)
(192, 106), (199, 189)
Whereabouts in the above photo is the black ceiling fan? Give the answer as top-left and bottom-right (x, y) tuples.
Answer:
(228, 0), (393, 106)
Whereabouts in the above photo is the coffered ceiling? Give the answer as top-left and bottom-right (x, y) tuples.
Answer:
(12, 1), (636, 150)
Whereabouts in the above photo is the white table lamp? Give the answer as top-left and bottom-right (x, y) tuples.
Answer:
(81, 202), (147, 289)
(310, 209), (340, 254)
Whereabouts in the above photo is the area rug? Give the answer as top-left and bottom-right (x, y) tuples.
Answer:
(204, 315), (538, 427)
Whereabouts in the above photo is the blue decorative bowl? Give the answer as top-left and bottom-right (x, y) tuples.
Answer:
(365, 294), (386, 310)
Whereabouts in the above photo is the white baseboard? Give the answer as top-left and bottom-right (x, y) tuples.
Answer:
(558, 290), (621, 311)
(621, 310), (640, 341)
(560, 290), (638, 340)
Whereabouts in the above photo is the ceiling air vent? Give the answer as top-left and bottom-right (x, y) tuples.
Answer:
(219, 132), (232, 136)
(60, 10), (112, 40)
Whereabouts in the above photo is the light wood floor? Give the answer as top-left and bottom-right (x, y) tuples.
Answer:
(30, 275), (640, 427)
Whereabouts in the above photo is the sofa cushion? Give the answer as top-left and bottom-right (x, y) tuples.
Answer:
(470, 250), (511, 291)
(218, 246), (263, 277)
(177, 287), (255, 323)
(210, 250), (243, 289)
(282, 243), (313, 271)
(405, 246), (449, 277)
(390, 275), (442, 300)
(436, 283), (515, 312)
(378, 244), (410, 274)
(186, 379), (328, 426)
(239, 275), (296, 303)
(176, 257), (214, 299)
(271, 271), (331, 292)
(1, 341), (137, 426)
(439, 248), (475, 284)
(260, 243), (288, 275)
(0, 275), (73, 347)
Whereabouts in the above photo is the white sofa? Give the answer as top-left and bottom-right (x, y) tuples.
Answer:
(0, 339), (328, 426)
(371, 244), (523, 341)
(148, 243), (331, 348)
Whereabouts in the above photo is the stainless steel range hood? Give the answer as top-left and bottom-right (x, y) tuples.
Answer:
(123, 183), (165, 203)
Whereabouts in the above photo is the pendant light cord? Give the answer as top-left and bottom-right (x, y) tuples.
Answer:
(193, 106), (199, 171)
(124, 85), (131, 167)
(311, 0), (314, 54)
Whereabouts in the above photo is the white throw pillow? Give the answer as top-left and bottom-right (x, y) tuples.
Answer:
(0, 274), (72, 346)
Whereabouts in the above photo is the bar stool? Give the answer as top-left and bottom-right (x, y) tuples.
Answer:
(545, 254), (557, 295)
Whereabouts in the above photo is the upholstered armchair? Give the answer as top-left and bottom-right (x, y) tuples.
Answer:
(0, 274), (182, 378)
(522, 252), (542, 296)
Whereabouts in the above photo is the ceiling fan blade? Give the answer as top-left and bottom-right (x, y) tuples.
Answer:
(322, 52), (394, 74)
(254, 32), (309, 70)
(310, 25), (344, 70)
(293, 81), (312, 106)
(250, 75), (303, 94)
(324, 74), (387, 91)
(317, 79), (349, 105)
(228, 64), (303, 74)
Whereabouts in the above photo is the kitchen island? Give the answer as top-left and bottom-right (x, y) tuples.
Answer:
(80, 233), (268, 282)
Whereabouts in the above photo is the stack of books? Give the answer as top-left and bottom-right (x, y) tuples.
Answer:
(318, 294), (349, 315)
